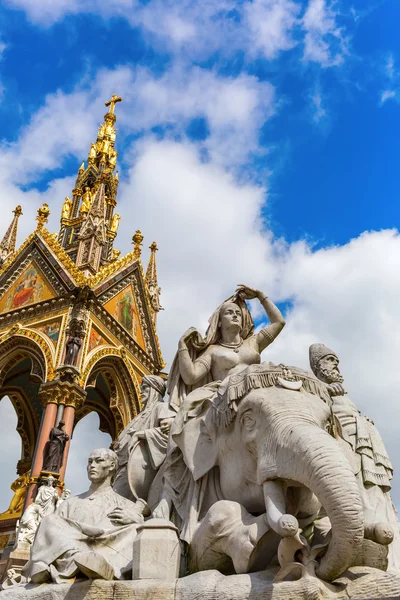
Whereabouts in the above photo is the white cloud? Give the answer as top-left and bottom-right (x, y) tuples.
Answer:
(3, 0), (133, 25)
(385, 54), (395, 80)
(379, 54), (398, 106)
(4, 0), (353, 72)
(380, 90), (396, 105)
(0, 64), (276, 193)
(244, 0), (301, 59)
(303, 0), (347, 67)
(309, 86), (327, 122)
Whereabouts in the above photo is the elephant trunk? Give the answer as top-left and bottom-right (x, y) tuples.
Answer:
(259, 425), (364, 581)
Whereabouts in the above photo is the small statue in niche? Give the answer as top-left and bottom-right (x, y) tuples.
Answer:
(88, 143), (97, 161)
(110, 212), (121, 233)
(80, 186), (92, 215)
(61, 197), (72, 220)
(65, 335), (82, 366)
(42, 422), (69, 473)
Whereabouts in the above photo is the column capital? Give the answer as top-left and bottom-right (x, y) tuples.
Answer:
(38, 379), (86, 410)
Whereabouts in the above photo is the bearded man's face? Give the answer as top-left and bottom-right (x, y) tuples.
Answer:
(318, 354), (344, 384)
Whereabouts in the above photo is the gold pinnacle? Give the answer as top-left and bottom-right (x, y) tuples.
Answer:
(132, 230), (144, 258)
(149, 241), (158, 253)
(36, 203), (50, 228)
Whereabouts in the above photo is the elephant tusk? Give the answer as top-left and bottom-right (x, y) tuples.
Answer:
(277, 377), (303, 391)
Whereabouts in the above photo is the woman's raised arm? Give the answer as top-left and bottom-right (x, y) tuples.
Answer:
(236, 285), (285, 352)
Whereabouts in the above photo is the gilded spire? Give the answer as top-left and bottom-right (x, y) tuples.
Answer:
(86, 94), (122, 173)
(0, 206), (23, 264)
(146, 241), (163, 316)
(59, 95), (123, 267)
(75, 183), (108, 275)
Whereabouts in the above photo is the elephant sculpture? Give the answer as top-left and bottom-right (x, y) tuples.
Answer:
(164, 365), (393, 583)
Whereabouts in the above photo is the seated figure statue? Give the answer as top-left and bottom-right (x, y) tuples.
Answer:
(23, 448), (144, 583)
(112, 375), (175, 506)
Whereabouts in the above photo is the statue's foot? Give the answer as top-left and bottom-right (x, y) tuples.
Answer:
(74, 551), (115, 580)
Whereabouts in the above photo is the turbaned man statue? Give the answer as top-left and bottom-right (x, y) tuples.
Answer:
(23, 448), (144, 583)
(309, 343), (400, 569)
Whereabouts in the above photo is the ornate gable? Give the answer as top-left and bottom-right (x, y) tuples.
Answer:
(0, 261), (56, 312)
(0, 232), (82, 305)
(93, 259), (164, 369)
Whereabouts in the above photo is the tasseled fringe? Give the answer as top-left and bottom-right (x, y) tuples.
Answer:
(362, 468), (392, 491)
(212, 368), (330, 428)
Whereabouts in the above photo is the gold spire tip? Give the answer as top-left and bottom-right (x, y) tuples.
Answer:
(105, 94), (122, 115)
(13, 206), (23, 217)
(149, 241), (158, 252)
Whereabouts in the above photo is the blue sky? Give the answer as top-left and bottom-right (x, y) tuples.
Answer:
(1, 0), (400, 502)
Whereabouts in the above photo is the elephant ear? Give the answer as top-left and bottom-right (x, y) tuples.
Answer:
(179, 414), (218, 481)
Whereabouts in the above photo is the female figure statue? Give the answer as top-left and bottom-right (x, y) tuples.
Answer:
(80, 187), (92, 215)
(110, 212), (121, 233)
(61, 197), (72, 220)
(168, 284), (285, 416)
(160, 286), (285, 534)
(42, 422), (69, 473)
(0, 472), (30, 517)
(113, 375), (175, 504)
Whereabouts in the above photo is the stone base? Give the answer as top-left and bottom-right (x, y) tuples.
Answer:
(3, 544), (30, 575)
(2, 567), (400, 600)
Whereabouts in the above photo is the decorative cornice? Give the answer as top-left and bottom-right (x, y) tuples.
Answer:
(38, 228), (87, 286)
(88, 250), (138, 288)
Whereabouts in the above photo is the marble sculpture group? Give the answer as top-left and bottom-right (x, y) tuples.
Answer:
(5, 284), (400, 599)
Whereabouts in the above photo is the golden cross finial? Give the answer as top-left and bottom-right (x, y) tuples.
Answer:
(13, 206), (23, 218)
(105, 94), (122, 115)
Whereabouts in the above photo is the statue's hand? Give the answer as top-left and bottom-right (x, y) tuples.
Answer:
(135, 431), (146, 440)
(160, 418), (174, 435)
(108, 507), (143, 526)
(327, 383), (345, 397)
(236, 284), (260, 301)
(178, 327), (197, 348)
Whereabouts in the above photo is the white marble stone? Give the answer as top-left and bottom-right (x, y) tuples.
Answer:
(132, 518), (180, 581)
(3, 567), (400, 600)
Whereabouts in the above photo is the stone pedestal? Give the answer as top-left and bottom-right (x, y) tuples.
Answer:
(2, 542), (30, 583)
(2, 567), (400, 599)
(132, 518), (180, 581)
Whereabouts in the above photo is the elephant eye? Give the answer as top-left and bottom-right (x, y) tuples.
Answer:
(241, 412), (256, 431)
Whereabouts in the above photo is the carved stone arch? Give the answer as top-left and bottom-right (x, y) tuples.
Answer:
(0, 386), (40, 474)
(0, 333), (50, 386)
(78, 348), (141, 440)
